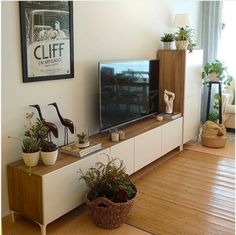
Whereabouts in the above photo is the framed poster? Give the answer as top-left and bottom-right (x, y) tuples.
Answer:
(19, 1), (74, 83)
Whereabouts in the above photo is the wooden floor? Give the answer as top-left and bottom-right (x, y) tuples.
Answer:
(2, 149), (235, 235)
(127, 149), (235, 235)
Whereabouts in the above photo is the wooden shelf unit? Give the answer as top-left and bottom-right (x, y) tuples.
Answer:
(157, 49), (203, 144)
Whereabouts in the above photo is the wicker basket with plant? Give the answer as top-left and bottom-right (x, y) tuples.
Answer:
(80, 157), (137, 229)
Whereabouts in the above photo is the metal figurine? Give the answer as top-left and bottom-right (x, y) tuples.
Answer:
(48, 102), (74, 145)
(29, 104), (59, 141)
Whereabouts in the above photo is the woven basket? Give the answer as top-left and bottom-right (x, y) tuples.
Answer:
(86, 196), (135, 229)
(201, 123), (227, 148)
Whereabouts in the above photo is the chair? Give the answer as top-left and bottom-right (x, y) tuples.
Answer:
(222, 80), (235, 130)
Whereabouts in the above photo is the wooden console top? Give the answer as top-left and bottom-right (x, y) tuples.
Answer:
(8, 116), (172, 176)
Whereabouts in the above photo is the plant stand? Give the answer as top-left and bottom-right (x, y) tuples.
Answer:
(206, 81), (222, 124)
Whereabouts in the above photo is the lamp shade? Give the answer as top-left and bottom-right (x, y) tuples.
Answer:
(174, 14), (190, 28)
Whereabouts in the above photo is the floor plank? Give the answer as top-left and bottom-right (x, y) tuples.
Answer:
(127, 150), (235, 235)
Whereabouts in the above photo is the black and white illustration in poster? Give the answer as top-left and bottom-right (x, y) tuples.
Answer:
(20, 1), (74, 82)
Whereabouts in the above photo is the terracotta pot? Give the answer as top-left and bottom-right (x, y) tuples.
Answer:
(41, 149), (58, 165)
(175, 40), (188, 50)
(209, 72), (218, 81)
(22, 151), (40, 167)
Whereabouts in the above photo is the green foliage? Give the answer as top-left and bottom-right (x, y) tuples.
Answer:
(22, 137), (40, 153)
(24, 118), (49, 148)
(208, 111), (219, 123)
(80, 157), (136, 203)
(175, 26), (196, 53)
(201, 60), (233, 87)
(41, 141), (57, 152)
(160, 33), (175, 42)
(77, 132), (87, 144)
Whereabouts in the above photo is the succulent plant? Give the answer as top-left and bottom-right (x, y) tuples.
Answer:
(41, 141), (57, 152)
(160, 33), (175, 42)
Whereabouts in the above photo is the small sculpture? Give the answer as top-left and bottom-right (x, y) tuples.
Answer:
(48, 102), (74, 145)
(29, 104), (59, 141)
(164, 89), (175, 114)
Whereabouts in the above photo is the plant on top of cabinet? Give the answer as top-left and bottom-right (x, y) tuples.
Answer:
(175, 26), (196, 53)
(160, 33), (175, 49)
(80, 157), (137, 229)
(41, 140), (58, 165)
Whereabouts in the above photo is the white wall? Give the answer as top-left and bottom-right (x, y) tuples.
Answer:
(1, 0), (200, 217)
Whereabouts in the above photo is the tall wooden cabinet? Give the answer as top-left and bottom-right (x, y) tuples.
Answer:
(158, 49), (203, 144)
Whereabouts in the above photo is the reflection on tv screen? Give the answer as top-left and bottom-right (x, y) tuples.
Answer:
(99, 60), (159, 131)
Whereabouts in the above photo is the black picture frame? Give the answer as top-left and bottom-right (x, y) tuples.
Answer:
(19, 1), (74, 83)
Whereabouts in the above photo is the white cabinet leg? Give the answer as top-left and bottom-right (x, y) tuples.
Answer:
(179, 144), (183, 151)
(38, 223), (47, 235)
(10, 210), (15, 223)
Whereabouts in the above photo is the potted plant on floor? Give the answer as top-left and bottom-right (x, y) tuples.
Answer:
(160, 33), (175, 49)
(174, 26), (196, 53)
(80, 157), (137, 229)
(41, 140), (58, 165)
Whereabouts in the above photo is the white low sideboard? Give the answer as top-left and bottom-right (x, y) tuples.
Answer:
(7, 116), (183, 235)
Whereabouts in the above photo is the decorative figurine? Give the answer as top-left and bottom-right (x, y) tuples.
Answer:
(48, 102), (74, 145)
(29, 104), (58, 141)
(164, 89), (175, 114)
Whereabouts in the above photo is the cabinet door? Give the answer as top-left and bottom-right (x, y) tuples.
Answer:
(110, 139), (134, 175)
(96, 148), (110, 164)
(185, 50), (203, 98)
(43, 154), (97, 224)
(134, 127), (162, 172)
(183, 96), (201, 144)
(162, 118), (182, 155)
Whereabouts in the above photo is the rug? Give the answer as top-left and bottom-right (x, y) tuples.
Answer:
(126, 150), (235, 235)
(184, 132), (235, 158)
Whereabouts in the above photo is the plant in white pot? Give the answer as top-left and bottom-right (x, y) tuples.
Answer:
(21, 137), (40, 167)
(41, 141), (58, 165)
(160, 33), (175, 49)
(80, 158), (137, 229)
(175, 26), (196, 53)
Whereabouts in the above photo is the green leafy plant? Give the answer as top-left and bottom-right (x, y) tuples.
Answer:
(201, 60), (233, 86)
(77, 132), (88, 144)
(208, 111), (219, 123)
(175, 26), (196, 53)
(22, 137), (40, 153)
(80, 157), (136, 203)
(41, 141), (57, 152)
(24, 117), (49, 148)
(160, 33), (175, 42)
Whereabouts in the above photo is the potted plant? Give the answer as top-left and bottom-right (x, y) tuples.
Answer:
(201, 60), (233, 123)
(76, 127), (90, 148)
(41, 140), (58, 165)
(201, 60), (233, 85)
(174, 26), (196, 53)
(160, 33), (175, 49)
(21, 137), (40, 167)
(80, 157), (137, 229)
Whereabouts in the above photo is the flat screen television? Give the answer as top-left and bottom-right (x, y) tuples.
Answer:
(99, 59), (159, 132)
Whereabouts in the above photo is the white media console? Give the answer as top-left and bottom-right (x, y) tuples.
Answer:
(7, 116), (183, 235)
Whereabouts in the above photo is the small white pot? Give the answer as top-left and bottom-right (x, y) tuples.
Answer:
(175, 40), (188, 50)
(22, 151), (40, 167)
(163, 41), (173, 50)
(41, 149), (58, 166)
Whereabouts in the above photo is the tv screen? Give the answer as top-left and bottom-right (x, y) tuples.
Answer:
(99, 60), (159, 132)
